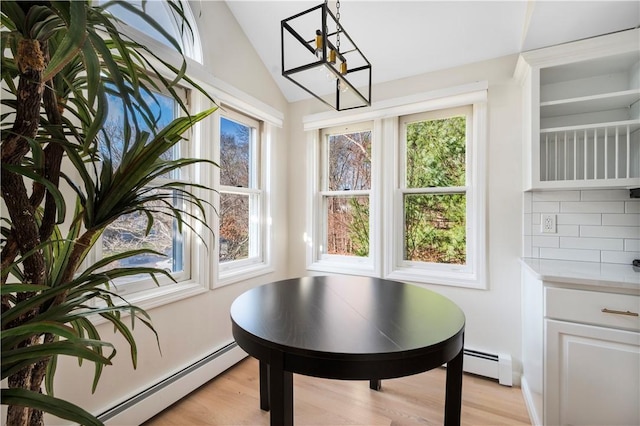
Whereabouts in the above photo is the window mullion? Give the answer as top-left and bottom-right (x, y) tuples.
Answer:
(401, 186), (468, 195)
(319, 189), (370, 197)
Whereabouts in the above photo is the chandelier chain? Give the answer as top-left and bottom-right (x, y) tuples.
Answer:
(336, 0), (341, 51)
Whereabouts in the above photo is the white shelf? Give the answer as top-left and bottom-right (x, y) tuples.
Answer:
(540, 119), (640, 134)
(540, 89), (640, 118)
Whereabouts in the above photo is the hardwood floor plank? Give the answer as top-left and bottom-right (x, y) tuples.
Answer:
(144, 357), (531, 425)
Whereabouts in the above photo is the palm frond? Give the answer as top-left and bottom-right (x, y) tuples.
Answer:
(1, 388), (102, 426)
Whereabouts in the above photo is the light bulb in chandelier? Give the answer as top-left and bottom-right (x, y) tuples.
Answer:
(329, 49), (337, 65)
(319, 64), (336, 81)
(314, 29), (323, 57)
(338, 80), (350, 93)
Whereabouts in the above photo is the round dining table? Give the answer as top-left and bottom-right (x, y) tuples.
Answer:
(230, 275), (466, 425)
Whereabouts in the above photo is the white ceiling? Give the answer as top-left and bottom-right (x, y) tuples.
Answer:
(225, 1), (639, 104)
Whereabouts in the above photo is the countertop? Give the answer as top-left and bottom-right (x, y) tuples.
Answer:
(521, 258), (640, 293)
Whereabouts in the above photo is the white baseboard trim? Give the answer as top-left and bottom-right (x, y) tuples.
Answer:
(521, 375), (542, 426)
(99, 342), (247, 425)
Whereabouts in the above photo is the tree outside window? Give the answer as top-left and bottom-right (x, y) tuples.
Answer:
(219, 113), (261, 264)
(403, 114), (467, 265)
(322, 129), (371, 257)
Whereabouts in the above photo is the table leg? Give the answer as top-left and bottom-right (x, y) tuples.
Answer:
(369, 379), (381, 390)
(269, 354), (293, 426)
(444, 346), (464, 426)
(259, 360), (270, 411)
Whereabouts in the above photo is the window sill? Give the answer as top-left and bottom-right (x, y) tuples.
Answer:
(386, 268), (486, 290)
(215, 263), (274, 288)
(307, 260), (376, 277)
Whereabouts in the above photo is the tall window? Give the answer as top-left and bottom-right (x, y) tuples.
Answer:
(98, 85), (191, 293)
(218, 110), (264, 274)
(311, 123), (373, 272)
(400, 107), (469, 266)
(321, 125), (372, 258)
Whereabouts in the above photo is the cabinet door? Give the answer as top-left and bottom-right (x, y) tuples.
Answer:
(545, 319), (640, 426)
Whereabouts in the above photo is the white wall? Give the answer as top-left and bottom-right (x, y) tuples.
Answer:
(286, 55), (526, 382)
(48, 1), (290, 422)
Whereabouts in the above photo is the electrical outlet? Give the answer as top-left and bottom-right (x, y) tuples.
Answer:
(541, 214), (556, 234)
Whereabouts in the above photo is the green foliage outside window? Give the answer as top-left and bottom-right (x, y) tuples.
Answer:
(404, 116), (467, 264)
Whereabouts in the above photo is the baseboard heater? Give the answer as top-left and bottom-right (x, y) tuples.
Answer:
(97, 341), (243, 424)
(463, 348), (512, 386)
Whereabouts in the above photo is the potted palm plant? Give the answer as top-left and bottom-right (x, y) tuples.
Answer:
(1, 1), (216, 425)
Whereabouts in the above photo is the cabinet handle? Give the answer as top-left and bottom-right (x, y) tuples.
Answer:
(601, 308), (639, 317)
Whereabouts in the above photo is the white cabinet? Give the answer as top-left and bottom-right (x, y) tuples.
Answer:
(521, 266), (640, 426)
(515, 29), (640, 190)
(545, 320), (639, 426)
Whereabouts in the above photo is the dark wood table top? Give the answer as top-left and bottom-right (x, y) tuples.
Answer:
(230, 275), (465, 365)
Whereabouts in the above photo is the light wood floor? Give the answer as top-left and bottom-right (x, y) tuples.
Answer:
(144, 357), (531, 426)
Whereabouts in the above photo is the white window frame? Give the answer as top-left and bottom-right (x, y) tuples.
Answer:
(307, 121), (380, 276)
(216, 108), (268, 281)
(90, 81), (196, 286)
(387, 104), (486, 289)
(305, 83), (487, 289)
(96, 0), (203, 63)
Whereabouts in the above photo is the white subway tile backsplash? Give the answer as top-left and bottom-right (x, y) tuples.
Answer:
(532, 236), (560, 248)
(560, 237), (623, 251)
(580, 225), (640, 239)
(532, 214), (540, 226)
(625, 239), (640, 252)
(526, 191), (640, 263)
(601, 251), (640, 264)
(523, 214), (533, 236)
(539, 248), (601, 262)
(523, 192), (532, 214)
(533, 191), (580, 201)
(560, 201), (624, 213)
(556, 213), (601, 225)
(523, 236), (533, 257)
(532, 201), (560, 213)
(625, 201), (640, 213)
(580, 189), (631, 201)
(532, 224), (579, 237)
(602, 214), (640, 226)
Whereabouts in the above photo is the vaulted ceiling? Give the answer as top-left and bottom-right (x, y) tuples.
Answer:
(225, 1), (639, 103)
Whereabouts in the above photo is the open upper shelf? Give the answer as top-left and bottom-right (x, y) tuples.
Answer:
(540, 89), (640, 119)
(517, 28), (640, 190)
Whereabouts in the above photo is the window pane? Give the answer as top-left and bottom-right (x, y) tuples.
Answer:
(220, 117), (251, 188)
(101, 87), (178, 174)
(325, 195), (369, 257)
(100, 84), (184, 283)
(102, 192), (184, 273)
(97, 0), (183, 50)
(328, 131), (371, 190)
(404, 193), (466, 264)
(406, 116), (466, 188)
(219, 193), (250, 262)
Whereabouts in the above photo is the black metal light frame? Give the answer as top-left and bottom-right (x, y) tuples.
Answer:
(281, 3), (372, 111)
